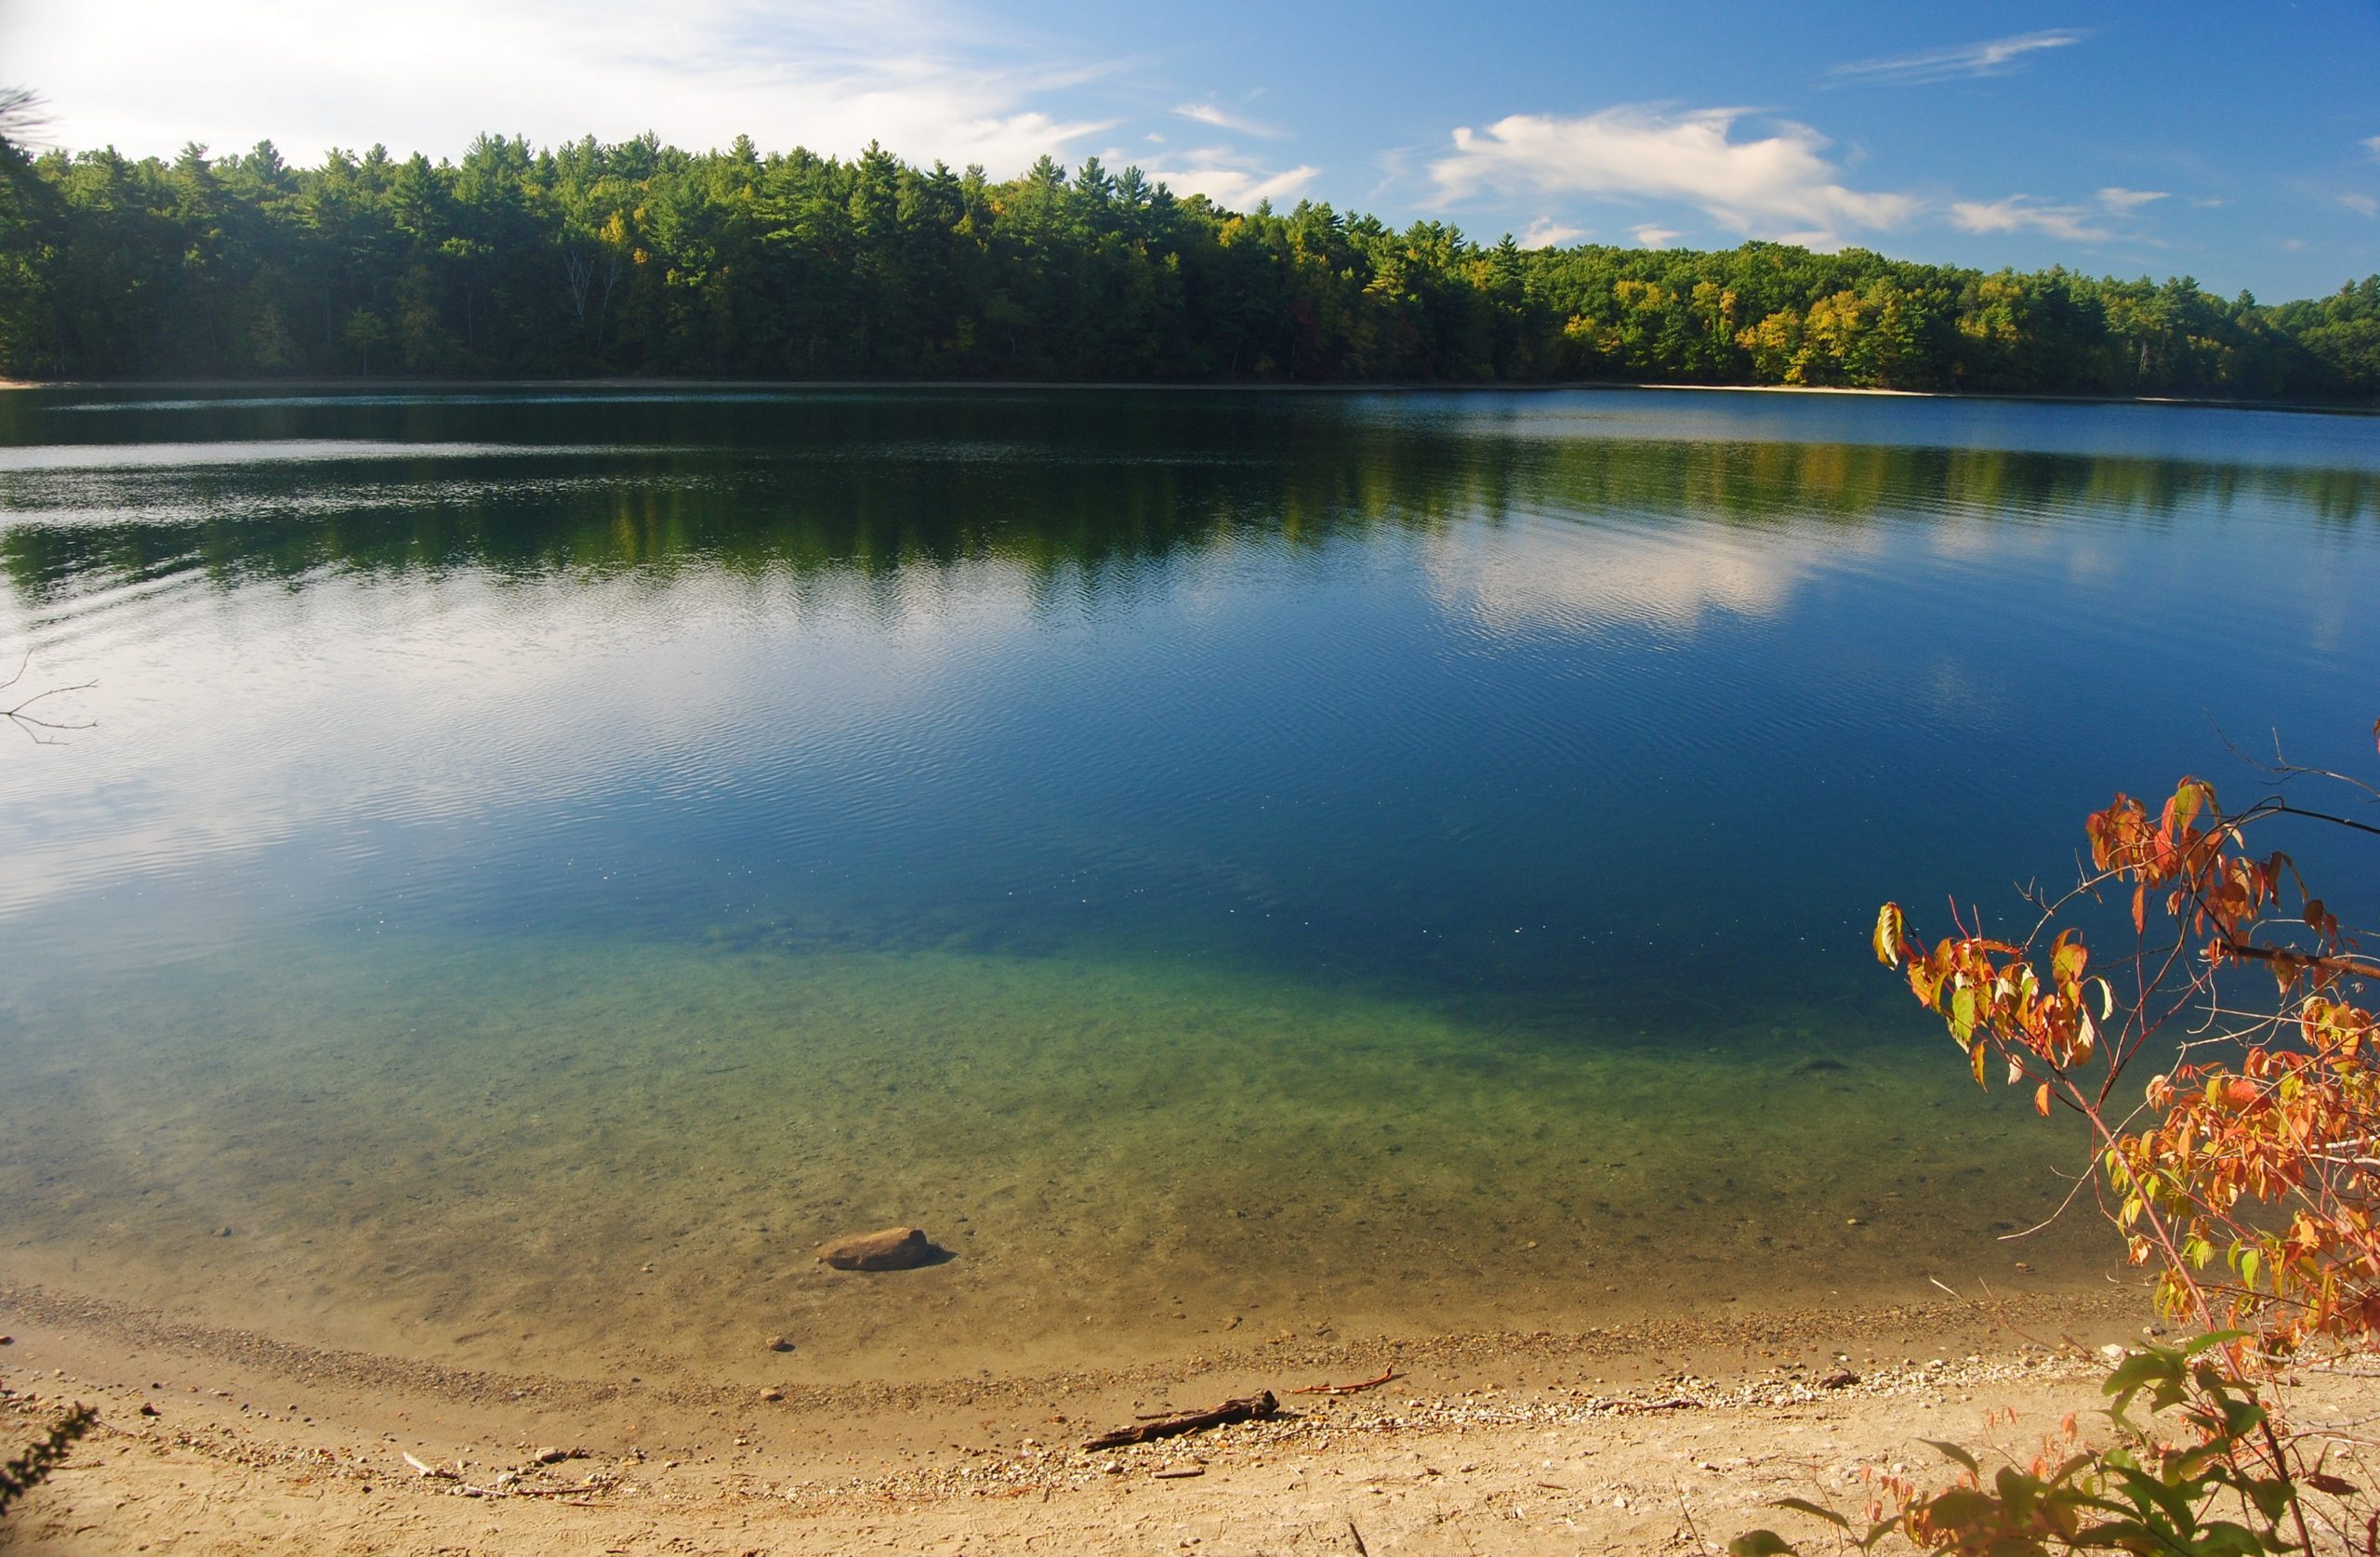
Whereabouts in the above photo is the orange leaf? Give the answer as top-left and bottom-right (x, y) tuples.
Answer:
(1873, 903), (1905, 968)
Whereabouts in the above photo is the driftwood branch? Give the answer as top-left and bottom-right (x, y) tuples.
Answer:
(1082, 1391), (1276, 1451)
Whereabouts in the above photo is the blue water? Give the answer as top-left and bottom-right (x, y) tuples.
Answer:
(0, 387), (2373, 1380)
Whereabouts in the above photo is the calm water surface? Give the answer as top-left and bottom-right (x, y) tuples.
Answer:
(1, 387), (2374, 1381)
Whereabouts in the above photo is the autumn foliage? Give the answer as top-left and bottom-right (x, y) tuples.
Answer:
(1742, 719), (2379, 1556)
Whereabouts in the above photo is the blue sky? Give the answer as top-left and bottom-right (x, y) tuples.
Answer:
(5, 0), (2376, 299)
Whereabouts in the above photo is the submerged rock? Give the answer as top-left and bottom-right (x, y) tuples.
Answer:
(815, 1225), (936, 1272)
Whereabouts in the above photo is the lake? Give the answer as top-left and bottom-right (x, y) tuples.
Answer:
(1, 386), (2373, 1384)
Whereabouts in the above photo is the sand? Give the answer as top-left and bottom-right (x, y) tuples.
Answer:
(16, 1274), (2371, 1555)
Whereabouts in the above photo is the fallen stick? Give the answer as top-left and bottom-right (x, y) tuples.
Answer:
(1289, 1366), (1398, 1396)
(1082, 1392), (1277, 1450)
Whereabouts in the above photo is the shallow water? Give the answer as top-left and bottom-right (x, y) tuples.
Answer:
(1, 387), (2373, 1381)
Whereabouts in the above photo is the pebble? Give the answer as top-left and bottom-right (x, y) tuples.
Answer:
(759, 1387), (785, 1403)
(765, 1336), (795, 1352)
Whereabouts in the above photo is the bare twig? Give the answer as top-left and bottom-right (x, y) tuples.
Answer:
(1290, 1367), (1398, 1396)
(1, 653), (96, 745)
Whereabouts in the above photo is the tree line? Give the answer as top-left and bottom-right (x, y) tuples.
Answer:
(1, 129), (2374, 399)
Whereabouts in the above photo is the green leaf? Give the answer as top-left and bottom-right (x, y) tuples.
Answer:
(1918, 1487), (2000, 1527)
(1920, 1439), (1981, 1475)
(2101, 1350), (2171, 1403)
(1769, 1497), (1851, 1529)
(2179, 1329), (2252, 1358)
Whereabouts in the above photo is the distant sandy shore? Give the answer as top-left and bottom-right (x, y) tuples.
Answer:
(13, 1276), (2326, 1556)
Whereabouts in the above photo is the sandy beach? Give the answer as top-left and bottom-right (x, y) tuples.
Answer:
(18, 1275), (2349, 1555)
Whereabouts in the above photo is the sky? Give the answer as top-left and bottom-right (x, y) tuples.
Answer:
(3, 0), (2376, 301)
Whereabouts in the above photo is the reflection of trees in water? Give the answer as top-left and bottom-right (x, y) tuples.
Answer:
(2, 397), (2373, 605)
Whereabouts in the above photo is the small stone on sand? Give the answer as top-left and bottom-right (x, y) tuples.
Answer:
(816, 1226), (936, 1272)
(765, 1335), (795, 1352)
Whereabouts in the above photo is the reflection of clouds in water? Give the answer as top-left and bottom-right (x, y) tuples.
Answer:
(1423, 512), (1859, 637)
(0, 441), (656, 472)
(0, 472), (710, 531)
(0, 559), (1052, 929)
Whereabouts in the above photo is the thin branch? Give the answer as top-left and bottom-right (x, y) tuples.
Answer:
(2, 652), (97, 743)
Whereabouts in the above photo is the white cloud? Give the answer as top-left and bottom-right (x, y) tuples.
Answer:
(7, 0), (1113, 173)
(1430, 106), (1915, 246)
(2342, 193), (2380, 218)
(1827, 30), (2086, 86)
(2364, 136), (2380, 159)
(1519, 218), (1586, 249)
(1171, 99), (1283, 139)
(1144, 151), (1320, 209)
(2096, 187), (2167, 213)
(1633, 225), (1683, 247)
(1950, 195), (2112, 242)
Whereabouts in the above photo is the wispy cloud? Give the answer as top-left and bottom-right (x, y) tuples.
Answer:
(10, 0), (1115, 172)
(2096, 187), (2167, 213)
(1430, 106), (1915, 248)
(2342, 193), (2379, 218)
(1519, 218), (1586, 249)
(2363, 136), (2380, 159)
(1144, 145), (1319, 208)
(1633, 224), (1683, 247)
(1950, 195), (2111, 242)
(1170, 99), (1283, 139)
(1827, 29), (2086, 86)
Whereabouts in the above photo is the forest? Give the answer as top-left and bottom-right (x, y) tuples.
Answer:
(1, 129), (2375, 399)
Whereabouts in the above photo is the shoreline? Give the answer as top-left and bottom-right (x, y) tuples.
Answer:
(0, 1275), (2177, 1553)
(0, 375), (2372, 415)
